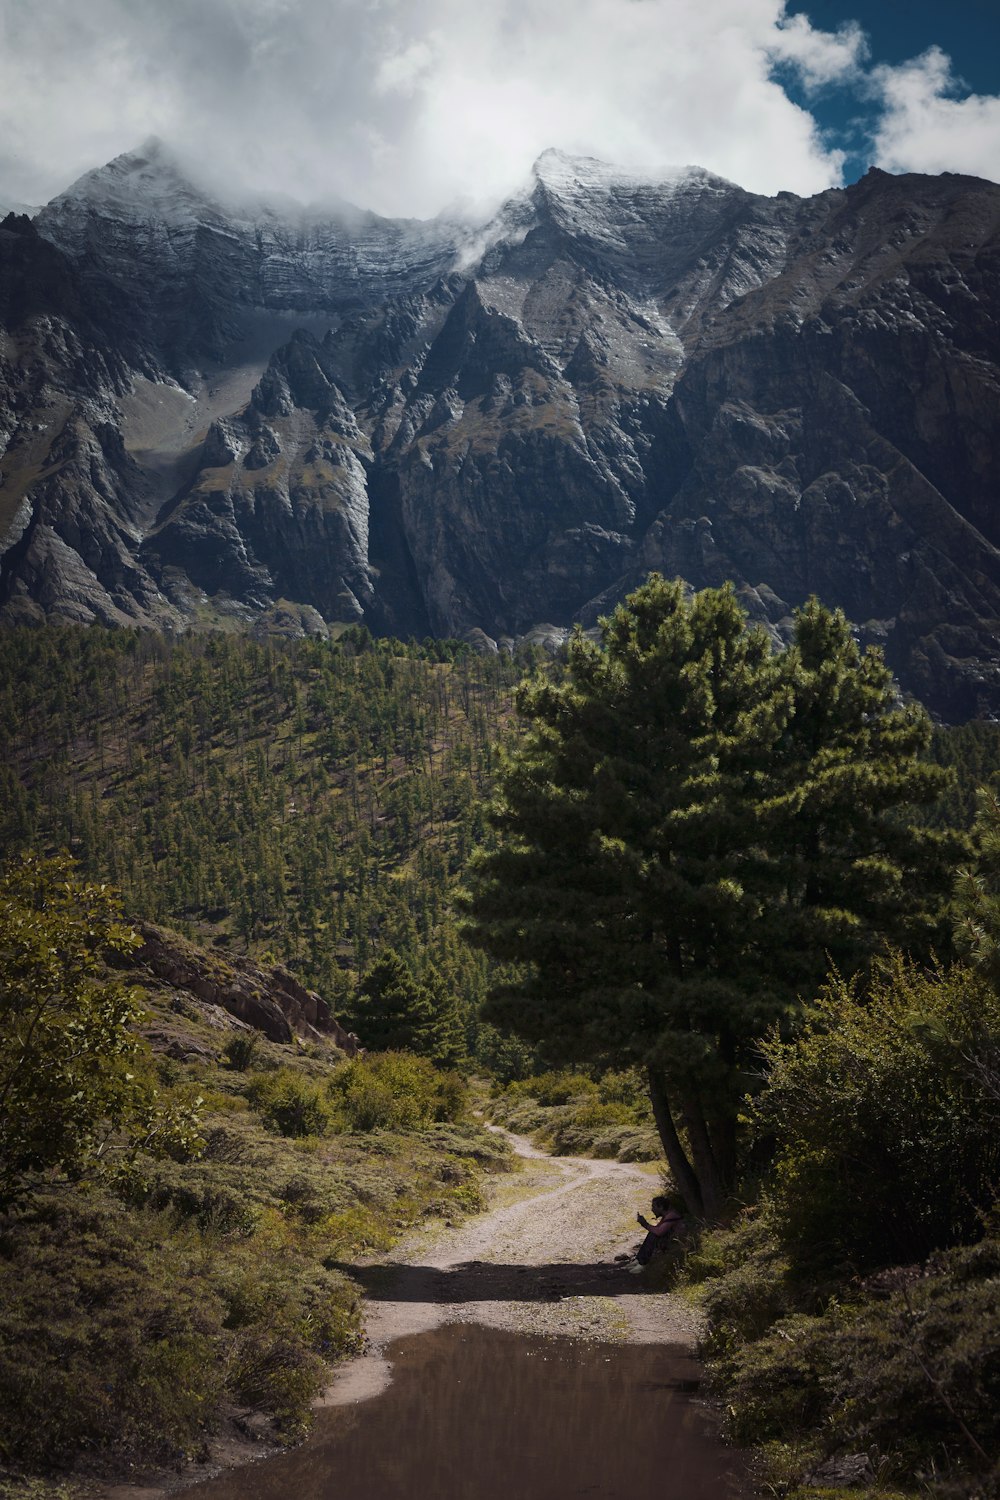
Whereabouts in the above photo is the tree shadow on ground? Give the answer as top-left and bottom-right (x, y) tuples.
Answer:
(326, 1259), (669, 1303)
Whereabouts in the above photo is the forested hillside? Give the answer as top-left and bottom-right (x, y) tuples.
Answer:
(0, 626), (526, 1039)
(4, 624), (1000, 1024)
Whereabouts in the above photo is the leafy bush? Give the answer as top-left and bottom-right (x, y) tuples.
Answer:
(0, 1191), (223, 1467)
(596, 1068), (653, 1115)
(714, 1233), (1000, 1487)
(688, 1214), (795, 1368)
(219, 1258), (361, 1435)
(755, 956), (1000, 1278)
(222, 1032), (260, 1071)
(824, 1238), (1000, 1479)
(722, 1310), (835, 1449)
(0, 1185), (364, 1469)
(246, 1068), (333, 1138)
(681, 954), (1000, 1493)
(0, 854), (202, 1202)
(328, 1053), (467, 1132)
(320, 1205), (398, 1256)
(521, 1071), (598, 1107)
(141, 1179), (259, 1236)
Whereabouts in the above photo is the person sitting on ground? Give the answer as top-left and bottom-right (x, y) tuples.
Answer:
(630, 1194), (683, 1270)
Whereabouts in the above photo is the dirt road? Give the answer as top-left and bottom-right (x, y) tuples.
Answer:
(323, 1128), (702, 1406)
(101, 1131), (704, 1499)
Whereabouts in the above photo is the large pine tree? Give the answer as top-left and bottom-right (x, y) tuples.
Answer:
(462, 577), (957, 1219)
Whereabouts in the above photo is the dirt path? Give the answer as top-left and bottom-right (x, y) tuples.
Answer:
(322, 1127), (702, 1406)
(100, 1131), (702, 1499)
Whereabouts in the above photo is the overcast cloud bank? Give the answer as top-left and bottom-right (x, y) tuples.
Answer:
(0, 0), (997, 216)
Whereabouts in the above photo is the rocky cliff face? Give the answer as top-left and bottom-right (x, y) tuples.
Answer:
(132, 921), (361, 1052)
(2, 142), (999, 717)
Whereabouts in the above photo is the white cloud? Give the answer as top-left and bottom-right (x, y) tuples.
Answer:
(768, 12), (867, 90)
(871, 47), (1000, 181)
(375, 40), (437, 98)
(0, 0), (874, 215)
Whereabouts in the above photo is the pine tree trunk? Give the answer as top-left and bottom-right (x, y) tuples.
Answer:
(646, 1067), (704, 1218)
(680, 1095), (728, 1222)
(709, 1112), (738, 1197)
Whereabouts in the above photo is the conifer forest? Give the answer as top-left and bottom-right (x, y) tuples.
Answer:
(0, 625), (525, 1032)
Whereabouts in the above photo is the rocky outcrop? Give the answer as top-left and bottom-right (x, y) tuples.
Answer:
(132, 921), (361, 1051)
(2, 145), (1000, 715)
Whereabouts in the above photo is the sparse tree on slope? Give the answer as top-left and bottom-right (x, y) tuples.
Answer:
(462, 576), (956, 1219)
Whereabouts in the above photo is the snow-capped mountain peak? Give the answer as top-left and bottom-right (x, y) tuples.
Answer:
(530, 146), (735, 198)
(49, 138), (225, 227)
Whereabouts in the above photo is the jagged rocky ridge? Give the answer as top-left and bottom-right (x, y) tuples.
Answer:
(1, 140), (999, 716)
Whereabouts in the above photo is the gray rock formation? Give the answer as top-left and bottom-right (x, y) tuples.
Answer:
(133, 920), (361, 1051)
(2, 142), (999, 717)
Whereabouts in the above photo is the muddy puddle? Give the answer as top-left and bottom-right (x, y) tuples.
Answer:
(181, 1324), (748, 1500)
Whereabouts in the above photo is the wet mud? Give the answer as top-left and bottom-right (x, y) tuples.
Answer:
(181, 1323), (749, 1500)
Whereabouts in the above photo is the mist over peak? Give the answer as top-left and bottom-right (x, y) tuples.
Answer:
(0, 0), (877, 220)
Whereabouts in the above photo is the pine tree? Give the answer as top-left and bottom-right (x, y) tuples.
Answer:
(348, 949), (437, 1054)
(954, 784), (1000, 986)
(462, 576), (957, 1219)
(423, 964), (467, 1069)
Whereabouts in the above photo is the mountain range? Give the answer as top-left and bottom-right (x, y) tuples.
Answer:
(1, 138), (999, 718)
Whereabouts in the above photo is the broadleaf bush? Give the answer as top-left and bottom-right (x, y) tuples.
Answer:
(327, 1052), (467, 1132)
(755, 956), (1000, 1278)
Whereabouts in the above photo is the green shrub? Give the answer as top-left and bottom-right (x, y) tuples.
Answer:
(714, 1233), (1000, 1485)
(684, 1206), (1000, 1489)
(433, 1069), (468, 1122)
(225, 1330), (323, 1434)
(0, 854), (202, 1203)
(246, 1068), (333, 1138)
(219, 1258), (361, 1434)
(722, 1310), (834, 1448)
(823, 1238), (1000, 1476)
(687, 1214), (796, 1373)
(142, 1180), (258, 1236)
(222, 1032), (260, 1071)
(527, 1071), (598, 1107)
(572, 1099), (632, 1129)
(0, 1192), (224, 1468)
(0, 1480), (77, 1500)
(320, 1205), (397, 1256)
(328, 1053), (467, 1132)
(755, 956), (1000, 1278)
(596, 1068), (652, 1118)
